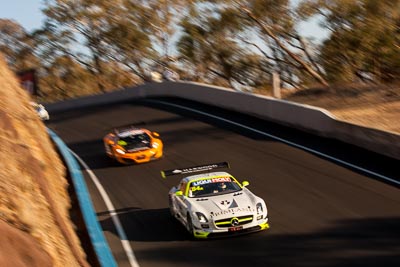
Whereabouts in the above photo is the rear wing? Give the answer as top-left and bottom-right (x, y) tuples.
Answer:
(161, 162), (230, 179)
(113, 125), (138, 135)
(109, 122), (147, 135)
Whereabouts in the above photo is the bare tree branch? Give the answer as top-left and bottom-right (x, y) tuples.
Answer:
(239, 4), (329, 87)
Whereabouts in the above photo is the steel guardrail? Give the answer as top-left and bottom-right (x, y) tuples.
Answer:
(47, 128), (117, 267)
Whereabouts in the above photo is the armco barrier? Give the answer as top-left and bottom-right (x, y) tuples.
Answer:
(47, 129), (117, 267)
(46, 81), (400, 160)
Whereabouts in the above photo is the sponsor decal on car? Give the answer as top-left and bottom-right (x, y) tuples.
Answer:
(211, 207), (255, 217)
(211, 177), (231, 183)
(191, 186), (204, 192)
(192, 179), (212, 186)
(192, 177), (232, 186)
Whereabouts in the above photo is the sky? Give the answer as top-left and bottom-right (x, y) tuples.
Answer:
(0, 0), (329, 42)
(0, 1), (45, 32)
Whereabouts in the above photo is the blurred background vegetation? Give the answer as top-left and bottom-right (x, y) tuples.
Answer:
(1, 0), (399, 102)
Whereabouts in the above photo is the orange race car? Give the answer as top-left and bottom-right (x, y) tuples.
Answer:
(103, 125), (163, 164)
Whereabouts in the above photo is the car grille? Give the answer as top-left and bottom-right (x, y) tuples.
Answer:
(214, 215), (253, 228)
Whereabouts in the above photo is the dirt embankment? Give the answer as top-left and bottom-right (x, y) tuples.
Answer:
(0, 56), (89, 266)
(284, 84), (400, 135)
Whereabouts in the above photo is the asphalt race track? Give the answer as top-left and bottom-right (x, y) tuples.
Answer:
(47, 97), (400, 267)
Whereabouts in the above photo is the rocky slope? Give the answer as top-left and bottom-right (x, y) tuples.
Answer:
(0, 55), (89, 267)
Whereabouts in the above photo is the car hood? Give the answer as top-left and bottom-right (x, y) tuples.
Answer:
(190, 190), (259, 219)
(124, 143), (151, 152)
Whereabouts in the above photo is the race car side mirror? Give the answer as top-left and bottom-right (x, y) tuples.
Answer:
(242, 181), (250, 187)
(175, 191), (183, 196)
(152, 132), (160, 137)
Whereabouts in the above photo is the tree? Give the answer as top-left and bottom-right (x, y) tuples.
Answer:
(178, 1), (329, 89)
(38, 55), (98, 101)
(177, 5), (269, 89)
(38, 55), (137, 102)
(147, 0), (192, 66)
(298, 0), (400, 83)
(0, 19), (39, 71)
(101, 1), (157, 81)
(43, 0), (127, 91)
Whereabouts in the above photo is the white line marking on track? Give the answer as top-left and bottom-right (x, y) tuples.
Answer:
(69, 150), (140, 267)
(149, 99), (399, 186)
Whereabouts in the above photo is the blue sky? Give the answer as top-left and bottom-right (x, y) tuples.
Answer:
(0, 0), (45, 32)
(0, 0), (329, 42)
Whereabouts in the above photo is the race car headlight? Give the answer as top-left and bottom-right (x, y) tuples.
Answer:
(152, 142), (159, 148)
(256, 203), (263, 215)
(196, 212), (208, 223)
(115, 148), (126, 154)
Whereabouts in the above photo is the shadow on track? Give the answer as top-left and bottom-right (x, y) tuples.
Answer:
(98, 207), (190, 241)
(67, 140), (121, 169)
(110, 216), (399, 267)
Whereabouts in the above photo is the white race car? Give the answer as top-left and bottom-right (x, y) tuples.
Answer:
(30, 101), (49, 120)
(162, 162), (269, 238)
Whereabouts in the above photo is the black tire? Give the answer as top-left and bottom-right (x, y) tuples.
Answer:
(109, 146), (117, 160)
(168, 197), (176, 217)
(187, 213), (194, 237)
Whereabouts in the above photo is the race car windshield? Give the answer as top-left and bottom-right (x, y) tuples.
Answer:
(188, 180), (242, 197)
(118, 133), (151, 150)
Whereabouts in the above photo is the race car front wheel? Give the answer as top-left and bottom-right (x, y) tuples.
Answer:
(168, 197), (176, 217)
(187, 213), (194, 237)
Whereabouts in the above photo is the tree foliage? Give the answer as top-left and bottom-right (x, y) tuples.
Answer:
(0, 19), (39, 71)
(0, 0), (398, 101)
(177, 0), (329, 89)
(177, 5), (263, 89)
(298, 0), (400, 83)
